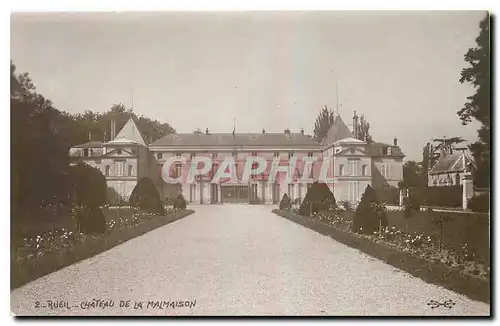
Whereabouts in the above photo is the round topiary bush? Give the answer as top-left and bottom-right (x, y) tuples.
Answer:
(298, 182), (336, 216)
(70, 162), (107, 207)
(129, 177), (163, 214)
(76, 205), (107, 235)
(352, 185), (388, 234)
(468, 194), (489, 213)
(279, 193), (291, 210)
(173, 194), (187, 210)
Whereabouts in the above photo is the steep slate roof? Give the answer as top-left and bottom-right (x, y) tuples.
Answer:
(429, 152), (475, 174)
(112, 118), (147, 146)
(321, 115), (353, 146)
(334, 137), (366, 144)
(150, 132), (321, 148)
(366, 142), (405, 158)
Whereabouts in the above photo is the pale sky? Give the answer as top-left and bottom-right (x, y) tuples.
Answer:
(10, 11), (485, 161)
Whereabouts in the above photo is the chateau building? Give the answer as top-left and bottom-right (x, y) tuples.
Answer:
(69, 112), (405, 205)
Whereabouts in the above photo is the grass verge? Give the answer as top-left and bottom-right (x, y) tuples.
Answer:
(11, 209), (194, 290)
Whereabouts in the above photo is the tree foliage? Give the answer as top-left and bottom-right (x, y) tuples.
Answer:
(69, 162), (107, 207)
(402, 161), (422, 187)
(432, 136), (465, 156)
(313, 106), (335, 141)
(279, 193), (291, 210)
(458, 14), (490, 188)
(356, 114), (372, 142)
(11, 61), (177, 221)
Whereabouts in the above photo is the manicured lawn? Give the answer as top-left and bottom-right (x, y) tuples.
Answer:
(385, 210), (490, 264)
(335, 209), (489, 264)
(11, 209), (194, 289)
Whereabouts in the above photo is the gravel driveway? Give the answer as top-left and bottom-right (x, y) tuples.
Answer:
(11, 204), (490, 316)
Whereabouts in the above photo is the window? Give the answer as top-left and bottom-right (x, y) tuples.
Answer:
(83, 148), (89, 157)
(105, 165), (110, 176)
(288, 152), (294, 159)
(274, 152), (280, 158)
(232, 151), (237, 157)
(348, 160), (359, 176)
(288, 184), (293, 198)
(252, 152), (258, 157)
(190, 153), (196, 159)
(211, 164), (218, 178)
(212, 153), (218, 159)
(157, 153), (163, 159)
(339, 164), (344, 176)
(117, 149), (122, 155)
(308, 152), (313, 157)
(362, 164), (368, 176)
(382, 164), (390, 179)
(175, 152), (181, 157)
(115, 162), (123, 176)
(387, 147), (392, 156)
(128, 165), (133, 176)
(251, 162), (258, 170)
(382, 147), (388, 155)
(174, 163), (182, 178)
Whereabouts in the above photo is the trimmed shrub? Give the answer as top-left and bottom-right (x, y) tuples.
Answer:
(468, 194), (490, 213)
(76, 205), (106, 234)
(407, 186), (462, 208)
(279, 193), (291, 210)
(375, 187), (400, 205)
(298, 182), (336, 216)
(69, 162), (107, 207)
(129, 177), (163, 214)
(352, 185), (388, 234)
(173, 194), (187, 210)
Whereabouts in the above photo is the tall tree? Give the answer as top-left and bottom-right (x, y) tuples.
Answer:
(432, 136), (466, 156)
(313, 105), (335, 141)
(356, 114), (372, 142)
(402, 161), (422, 187)
(421, 142), (439, 186)
(457, 14), (490, 188)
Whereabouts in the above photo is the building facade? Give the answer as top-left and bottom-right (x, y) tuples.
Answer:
(69, 113), (405, 205)
(428, 151), (476, 187)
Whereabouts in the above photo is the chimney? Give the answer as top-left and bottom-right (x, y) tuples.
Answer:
(300, 128), (304, 135)
(352, 110), (359, 139)
(110, 120), (116, 140)
(262, 128), (265, 134)
(206, 128), (209, 135)
(393, 137), (398, 147)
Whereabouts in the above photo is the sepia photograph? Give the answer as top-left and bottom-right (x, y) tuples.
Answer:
(9, 9), (491, 317)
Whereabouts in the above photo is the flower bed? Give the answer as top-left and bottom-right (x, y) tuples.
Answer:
(273, 209), (490, 304)
(11, 208), (194, 289)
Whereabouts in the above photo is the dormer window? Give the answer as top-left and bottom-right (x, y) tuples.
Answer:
(382, 147), (388, 155)
(157, 153), (163, 159)
(387, 147), (392, 156)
